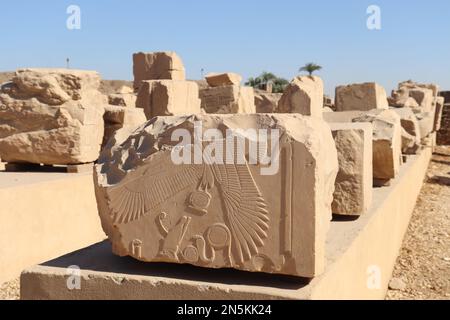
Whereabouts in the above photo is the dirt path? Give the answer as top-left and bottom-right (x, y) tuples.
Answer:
(387, 146), (450, 300)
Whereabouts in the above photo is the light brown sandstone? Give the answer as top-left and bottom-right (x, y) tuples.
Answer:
(277, 76), (324, 117)
(199, 85), (255, 114)
(408, 88), (434, 113)
(335, 82), (388, 112)
(136, 80), (201, 120)
(352, 110), (402, 183)
(94, 114), (338, 278)
(133, 52), (186, 91)
(329, 123), (373, 216)
(108, 93), (137, 108)
(0, 68), (106, 165)
(254, 91), (282, 113)
(205, 73), (242, 87)
(102, 105), (147, 147)
(390, 107), (421, 154)
(433, 97), (444, 132)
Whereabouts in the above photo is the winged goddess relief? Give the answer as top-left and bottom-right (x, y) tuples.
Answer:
(106, 143), (270, 265)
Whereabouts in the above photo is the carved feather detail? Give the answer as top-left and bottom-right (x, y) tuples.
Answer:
(212, 163), (270, 264)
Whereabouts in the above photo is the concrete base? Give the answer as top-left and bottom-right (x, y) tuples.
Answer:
(0, 172), (106, 285)
(20, 149), (432, 300)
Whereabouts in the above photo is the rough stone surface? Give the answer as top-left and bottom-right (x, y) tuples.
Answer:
(133, 52), (185, 91)
(136, 80), (201, 120)
(94, 114), (338, 278)
(199, 85), (255, 114)
(205, 73), (242, 87)
(352, 110), (402, 182)
(390, 107), (421, 154)
(437, 104), (450, 145)
(0, 68), (106, 165)
(254, 91), (282, 113)
(433, 97), (445, 132)
(102, 105), (147, 147)
(108, 93), (136, 108)
(335, 82), (388, 112)
(329, 122), (373, 216)
(277, 76), (324, 117)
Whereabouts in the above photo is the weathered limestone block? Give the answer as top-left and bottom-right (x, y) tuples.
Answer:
(277, 76), (324, 117)
(94, 114), (339, 277)
(136, 80), (201, 120)
(352, 110), (402, 184)
(399, 80), (439, 99)
(254, 91), (282, 113)
(102, 105), (147, 147)
(417, 111), (436, 140)
(205, 73), (242, 87)
(108, 93), (137, 108)
(329, 122), (373, 216)
(199, 85), (255, 114)
(133, 52), (186, 91)
(408, 88), (434, 113)
(388, 87), (419, 109)
(0, 68), (106, 165)
(434, 97), (445, 132)
(390, 107), (421, 154)
(335, 82), (388, 112)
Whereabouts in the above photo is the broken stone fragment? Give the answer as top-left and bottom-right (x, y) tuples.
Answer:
(0, 68), (106, 165)
(434, 97), (445, 132)
(254, 91), (282, 113)
(108, 93), (137, 108)
(205, 73), (242, 87)
(94, 113), (338, 278)
(335, 82), (388, 112)
(277, 75), (324, 117)
(329, 122), (373, 216)
(199, 85), (255, 114)
(136, 80), (201, 120)
(133, 52), (186, 91)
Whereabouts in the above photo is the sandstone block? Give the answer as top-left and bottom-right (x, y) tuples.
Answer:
(329, 122), (373, 216)
(0, 68), (106, 165)
(352, 110), (402, 183)
(205, 73), (242, 87)
(94, 114), (338, 277)
(335, 82), (388, 111)
(254, 92), (282, 113)
(133, 52), (186, 91)
(108, 93), (137, 108)
(102, 105), (147, 147)
(408, 88), (434, 113)
(390, 107), (421, 154)
(434, 97), (445, 132)
(277, 76), (324, 117)
(199, 85), (255, 114)
(136, 80), (201, 120)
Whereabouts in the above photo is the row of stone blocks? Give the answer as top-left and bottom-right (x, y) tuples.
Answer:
(0, 51), (444, 289)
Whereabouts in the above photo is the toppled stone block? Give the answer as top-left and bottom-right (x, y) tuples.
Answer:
(102, 105), (146, 147)
(199, 85), (255, 114)
(408, 88), (434, 113)
(399, 80), (439, 99)
(329, 122), (373, 216)
(136, 80), (201, 120)
(94, 114), (338, 277)
(205, 73), (242, 87)
(277, 76), (324, 117)
(254, 91), (282, 113)
(0, 68), (106, 165)
(352, 110), (402, 184)
(388, 87), (420, 109)
(390, 107), (421, 154)
(335, 82), (388, 112)
(133, 52), (186, 91)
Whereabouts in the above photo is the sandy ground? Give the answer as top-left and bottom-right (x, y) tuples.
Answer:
(1, 147), (449, 301)
(386, 146), (450, 300)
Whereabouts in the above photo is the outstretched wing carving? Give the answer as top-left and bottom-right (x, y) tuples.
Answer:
(212, 163), (270, 264)
(107, 158), (203, 224)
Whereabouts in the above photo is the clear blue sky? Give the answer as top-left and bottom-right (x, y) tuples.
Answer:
(1, 0), (449, 95)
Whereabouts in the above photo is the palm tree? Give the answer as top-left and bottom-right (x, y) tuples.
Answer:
(299, 63), (322, 76)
